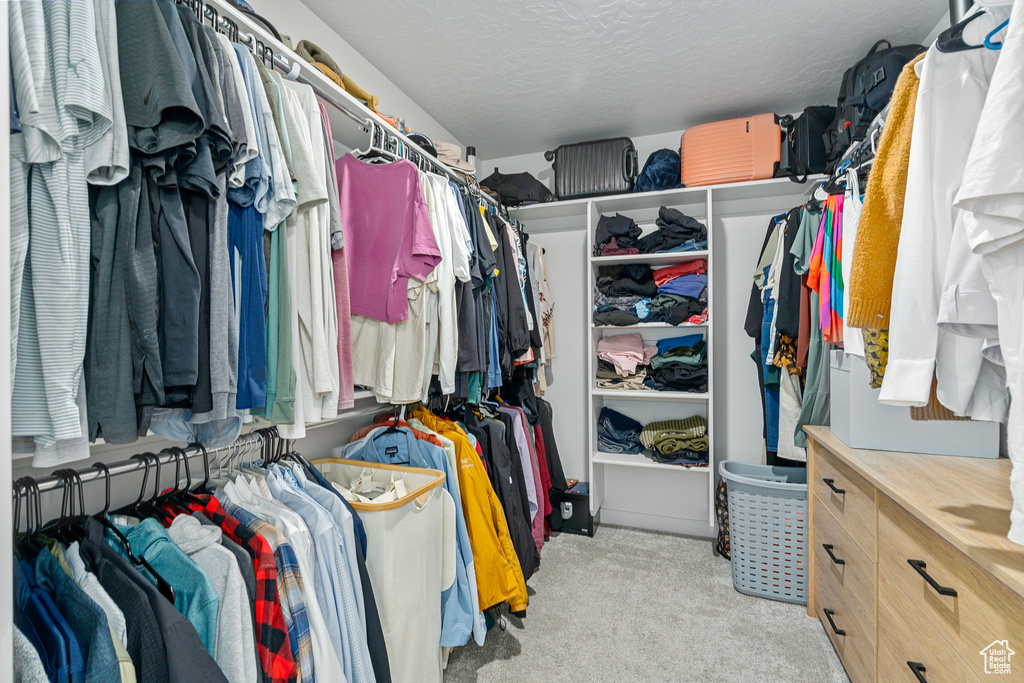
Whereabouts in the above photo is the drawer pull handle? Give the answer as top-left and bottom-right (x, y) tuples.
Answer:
(907, 661), (927, 682)
(822, 544), (846, 565)
(823, 608), (846, 636)
(907, 559), (958, 597)
(823, 478), (846, 495)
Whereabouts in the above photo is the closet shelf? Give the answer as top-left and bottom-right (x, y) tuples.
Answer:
(509, 175), (827, 227)
(591, 251), (709, 266)
(592, 389), (709, 402)
(591, 322), (707, 331)
(592, 451), (710, 472)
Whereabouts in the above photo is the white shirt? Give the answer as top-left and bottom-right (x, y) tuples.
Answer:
(880, 19), (1010, 419)
(221, 479), (346, 680)
(955, 0), (1024, 544)
(842, 169), (865, 358)
(65, 542), (128, 647)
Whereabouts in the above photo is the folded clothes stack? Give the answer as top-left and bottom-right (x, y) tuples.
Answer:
(593, 214), (642, 256)
(638, 416), (709, 466)
(636, 207), (708, 254)
(596, 361), (648, 390)
(597, 407), (644, 454)
(592, 208), (707, 256)
(593, 264), (657, 326)
(594, 262), (708, 327)
(644, 334), (709, 393)
(596, 334), (657, 376)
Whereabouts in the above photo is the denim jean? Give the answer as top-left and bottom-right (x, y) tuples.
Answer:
(597, 407), (644, 454)
(761, 284), (780, 452)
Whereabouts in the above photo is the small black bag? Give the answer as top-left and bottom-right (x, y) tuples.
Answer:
(823, 39), (925, 165)
(776, 107), (836, 183)
(480, 169), (553, 206)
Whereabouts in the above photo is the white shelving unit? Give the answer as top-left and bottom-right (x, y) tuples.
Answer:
(587, 187), (716, 525)
(510, 175), (822, 536)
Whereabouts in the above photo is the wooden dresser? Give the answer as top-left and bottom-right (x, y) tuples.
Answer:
(805, 426), (1024, 682)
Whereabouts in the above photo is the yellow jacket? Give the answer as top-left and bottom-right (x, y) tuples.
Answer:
(411, 407), (528, 612)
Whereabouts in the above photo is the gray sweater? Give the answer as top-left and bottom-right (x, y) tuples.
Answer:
(168, 515), (257, 683)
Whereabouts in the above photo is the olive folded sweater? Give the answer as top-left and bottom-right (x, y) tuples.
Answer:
(847, 53), (926, 329)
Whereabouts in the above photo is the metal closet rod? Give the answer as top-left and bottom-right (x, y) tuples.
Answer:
(202, 0), (505, 213)
(22, 431), (270, 496)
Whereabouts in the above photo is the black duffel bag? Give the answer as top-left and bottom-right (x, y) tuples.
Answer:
(480, 169), (554, 206)
(776, 106), (836, 183)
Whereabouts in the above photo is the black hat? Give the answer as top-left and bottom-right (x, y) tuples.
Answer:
(406, 132), (437, 158)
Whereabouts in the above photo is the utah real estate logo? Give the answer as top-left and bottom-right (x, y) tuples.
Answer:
(980, 640), (1015, 675)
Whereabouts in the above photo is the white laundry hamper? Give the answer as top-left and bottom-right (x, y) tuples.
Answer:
(312, 458), (454, 683)
(718, 460), (808, 605)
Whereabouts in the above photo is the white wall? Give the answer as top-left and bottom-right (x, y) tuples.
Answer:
(257, 0), (464, 147)
(478, 129), (686, 190)
(530, 230), (589, 482)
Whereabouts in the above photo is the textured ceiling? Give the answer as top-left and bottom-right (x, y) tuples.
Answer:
(301, 0), (946, 159)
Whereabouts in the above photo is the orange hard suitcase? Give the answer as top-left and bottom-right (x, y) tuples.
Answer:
(680, 113), (782, 187)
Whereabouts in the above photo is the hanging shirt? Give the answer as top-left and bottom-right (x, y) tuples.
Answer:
(880, 18), (1011, 421)
(409, 408), (529, 614)
(338, 156), (441, 323)
(265, 467), (375, 683)
(108, 517), (220, 657)
(955, 0), (1024, 544)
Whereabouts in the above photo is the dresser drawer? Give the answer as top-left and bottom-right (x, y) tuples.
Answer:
(813, 446), (876, 560)
(878, 573), (983, 683)
(879, 495), (1024, 681)
(815, 544), (876, 683)
(814, 499), (876, 641)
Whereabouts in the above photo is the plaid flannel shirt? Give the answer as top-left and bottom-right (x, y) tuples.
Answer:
(218, 497), (316, 683)
(192, 496), (298, 683)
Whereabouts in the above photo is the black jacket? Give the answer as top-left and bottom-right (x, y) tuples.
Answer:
(466, 414), (540, 585)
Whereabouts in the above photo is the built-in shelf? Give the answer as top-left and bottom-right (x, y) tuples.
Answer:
(509, 175), (825, 228)
(591, 251), (708, 266)
(591, 322), (708, 331)
(592, 450), (711, 472)
(592, 389), (709, 402)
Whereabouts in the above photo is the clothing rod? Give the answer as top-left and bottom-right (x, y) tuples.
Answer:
(23, 435), (256, 496)
(207, 0), (499, 208)
(949, 0), (971, 24)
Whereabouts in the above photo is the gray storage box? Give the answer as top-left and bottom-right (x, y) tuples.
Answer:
(830, 350), (998, 458)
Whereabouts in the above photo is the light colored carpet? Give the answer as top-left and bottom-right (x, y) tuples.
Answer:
(445, 526), (848, 683)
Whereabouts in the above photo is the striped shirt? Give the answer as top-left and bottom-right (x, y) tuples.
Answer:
(10, 0), (110, 464)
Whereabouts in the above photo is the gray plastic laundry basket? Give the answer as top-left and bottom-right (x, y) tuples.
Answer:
(718, 461), (808, 605)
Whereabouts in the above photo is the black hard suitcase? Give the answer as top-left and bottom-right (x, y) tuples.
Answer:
(544, 137), (638, 200)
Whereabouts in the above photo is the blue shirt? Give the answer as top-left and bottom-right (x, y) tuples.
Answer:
(305, 463), (368, 555)
(487, 295), (502, 389)
(656, 333), (704, 355)
(228, 45), (271, 210)
(108, 517), (220, 657)
(288, 465), (364, 624)
(35, 548), (120, 683)
(266, 467), (375, 683)
(344, 426), (479, 647)
(15, 558), (80, 683)
(657, 273), (707, 299)
(229, 201), (268, 410)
